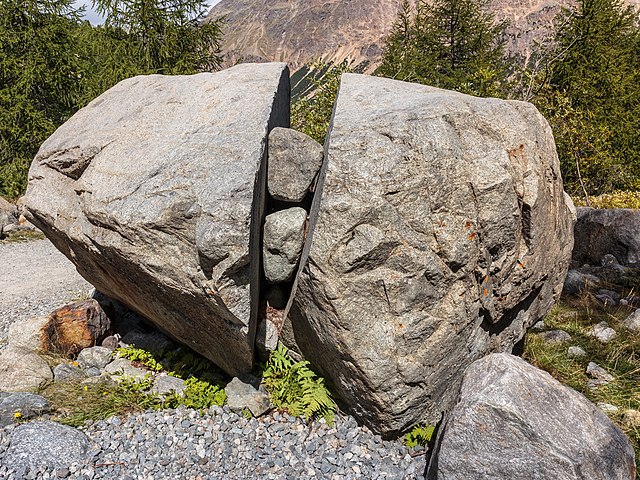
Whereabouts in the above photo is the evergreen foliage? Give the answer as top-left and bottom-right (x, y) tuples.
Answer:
(376, 0), (509, 97)
(533, 0), (640, 197)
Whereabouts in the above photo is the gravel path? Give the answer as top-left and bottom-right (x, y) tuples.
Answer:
(0, 239), (93, 348)
(0, 239), (428, 479)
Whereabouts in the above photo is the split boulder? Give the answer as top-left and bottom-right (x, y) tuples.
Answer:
(25, 63), (291, 375)
(285, 74), (575, 435)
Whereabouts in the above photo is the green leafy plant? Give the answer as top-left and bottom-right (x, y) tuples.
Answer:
(170, 377), (226, 409)
(405, 424), (435, 448)
(115, 346), (164, 372)
(262, 344), (335, 424)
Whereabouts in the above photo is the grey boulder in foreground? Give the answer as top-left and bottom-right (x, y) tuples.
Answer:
(25, 63), (290, 376)
(286, 73), (576, 435)
(426, 353), (635, 480)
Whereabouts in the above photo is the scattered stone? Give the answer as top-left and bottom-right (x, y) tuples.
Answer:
(121, 330), (173, 357)
(601, 254), (620, 266)
(0, 347), (53, 392)
(150, 374), (186, 397)
(531, 320), (545, 331)
(621, 409), (640, 428)
(573, 207), (640, 267)
(3, 421), (92, 469)
(586, 362), (615, 382)
(53, 363), (86, 383)
(263, 207), (307, 283)
(622, 310), (640, 333)
(0, 392), (50, 427)
(567, 346), (587, 358)
(7, 316), (50, 351)
(225, 377), (271, 417)
(25, 63), (291, 377)
(101, 335), (120, 351)
(587, 379), (611, 390)
(597, 403), (619, 413)
(77, 346), (114, 370)
(0, 197), (18, 236)
(427, 353), (635, 480)
(286, 74), (575, 435)
(563, 269), (600, 295)
(80, 373), (116, 387)
(595, 293), (616, 306)
(597, 289), (621, 301)
(588, 321), (617, 343)
(267, 127), (324, 203)
(104, 358), (149, 381)
(85, 367), (101, 377)
(538, 330), (572, 344)
(44, 299), (112, 356)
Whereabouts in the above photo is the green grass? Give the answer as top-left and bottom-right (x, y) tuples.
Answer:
(523, 298), (640, 469)
(0, 230), (45, 243)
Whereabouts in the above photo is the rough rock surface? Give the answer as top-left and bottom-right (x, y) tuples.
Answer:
(7, 316), (49, 351)
(263, 207), (308, 283)
(0, 198), (18, 236)
(0, 347), (53, 392)
(426, 353), (635, 480)
(573, 207), (640, 267)
(225, 377), (271, 417)
(268, 128), (324, 202)
(623, 310), (640, 333)
(3, 421), (93, 470)
(25, 63), (291, 375)
(44, 300), (111, 356)
(77, 346), (114, 370)
(0, 392), (50, 427)
(285, 74), (575, 435)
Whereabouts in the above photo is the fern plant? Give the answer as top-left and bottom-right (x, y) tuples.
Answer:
(405, 424), (435, 448)
(262, 345), (335, 424)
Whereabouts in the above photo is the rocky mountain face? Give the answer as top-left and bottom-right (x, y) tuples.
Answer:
(206, 0), (640, 70)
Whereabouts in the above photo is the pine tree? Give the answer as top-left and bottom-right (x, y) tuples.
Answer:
(0, 0), (84, 198)
(538, 0), (640, 196)
(376, 0), (509, 97)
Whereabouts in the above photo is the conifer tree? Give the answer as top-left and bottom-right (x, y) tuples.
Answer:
(376, 0), (509, 97)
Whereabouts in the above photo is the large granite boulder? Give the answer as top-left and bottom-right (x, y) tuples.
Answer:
(573, 207), (640, 267)
(285, 74), (575, 435)
(25, 63), (290, 375)
(426, 354), (635, 480)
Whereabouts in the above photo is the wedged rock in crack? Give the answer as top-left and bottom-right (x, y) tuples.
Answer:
(285, 74), (575, 436)
(263, 207), (307, 283)
(25, 63), (291, 375)
(426, 354), (635, 480)
(267, 127), (324, 202)
(573, 207), (640, 267)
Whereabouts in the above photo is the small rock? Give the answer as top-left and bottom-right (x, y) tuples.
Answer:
(120, 331), (173, 357)
(77, 346), (113, 370)
(7, 316), (50, 351)
(80, 373), (116, 387)
(104, 357), (149, 381)
(530, 320), (545, 331)
(597, 403), (619, 413)
(55, 468), (70, 478)
(586, 362), (615, 382)
(538, 330), (572, 344)
(3, 421), (92, 469)
(225, 376), (271, 417)
(100, 336), (119, 351)
(621, 410), (640, 428)
(0, 392), (50, 427)
(263, 207), (307, 283)
(53, 363), (86, 383)
(587, 379), (611, 390)
(0, 347), (53, 392)
(567, 346), (587, 358)
(588, 322), (617, 343)
(256, 318), (279, 353)
(44, 300), (111, 356)
(268, 127), (324, 203)
(595, 294), (616, 307)
(622, 310), (640, 333)
(150, 374), (186, 397)
(85, 367), (101, 377)
(0, 197), (18, 236)
(563, 269), (599, 295)
(596, 289), (621, 301)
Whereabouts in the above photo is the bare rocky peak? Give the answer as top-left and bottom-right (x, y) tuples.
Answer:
(206, 0), (639, 70)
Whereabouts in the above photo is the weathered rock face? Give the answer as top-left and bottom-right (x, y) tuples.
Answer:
(573, 207), (640, 267)
(25, 63), (290, 376)
(285, 74), (575, 435)
(426, 353), (635, 480)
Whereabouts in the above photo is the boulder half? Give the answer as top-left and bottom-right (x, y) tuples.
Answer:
(25, 63), (290, 375)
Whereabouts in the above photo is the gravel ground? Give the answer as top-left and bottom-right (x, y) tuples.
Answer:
(0, 407), (428, 479)
(0, 239), (428, 479)
(0, 239), (92, 349)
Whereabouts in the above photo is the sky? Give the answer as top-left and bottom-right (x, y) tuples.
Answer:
(74, 0), (220, 25)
